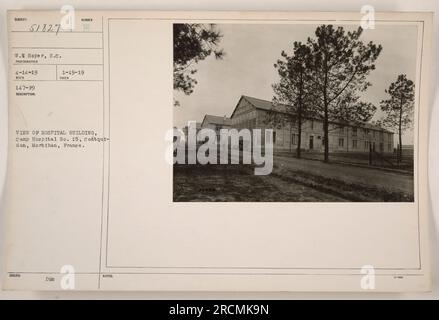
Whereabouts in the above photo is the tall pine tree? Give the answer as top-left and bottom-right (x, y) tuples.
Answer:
(307, 25), (382, 162)
(269, 42), (315, 158)
(379, 74), (415, 164)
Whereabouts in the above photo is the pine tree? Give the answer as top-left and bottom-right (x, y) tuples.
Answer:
(173, 24), (224, 106)
(379, 74), (415, 164)
(307, 25), (382, 162)
(269, 42), (315, 158)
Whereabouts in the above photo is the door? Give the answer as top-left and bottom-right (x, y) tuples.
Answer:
(309, 136), (314, 150)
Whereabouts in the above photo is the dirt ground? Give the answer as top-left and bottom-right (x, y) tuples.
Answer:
(173, 155), (414, 202)
(173, 164), (348, 202)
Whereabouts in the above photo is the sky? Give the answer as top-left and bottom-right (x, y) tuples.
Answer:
(174, 23), (419, 144)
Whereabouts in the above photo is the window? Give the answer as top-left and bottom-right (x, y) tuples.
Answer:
(273, 131), (277, 144)
(352, 140), (357, 149)
(388, 142), (392, 152)
(339, 126), (344, 134)
(292, 133), (297, 145)
(380, 131), (384, 140)
(338, 138), (344, 147)
(352, 127), (357, 137)
(310, 120), (314, 130)
(365, 141), (370, 149)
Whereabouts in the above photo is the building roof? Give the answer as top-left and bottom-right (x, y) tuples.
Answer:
(238, 95), (393, 134)
(182, 122), (201, 130)
(201, 114), (231, 127)
(242, 95), (287, 112)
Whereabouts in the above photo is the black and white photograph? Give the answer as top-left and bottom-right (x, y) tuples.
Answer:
(173, 22), (418, 202)
(1, 7), (435, 296)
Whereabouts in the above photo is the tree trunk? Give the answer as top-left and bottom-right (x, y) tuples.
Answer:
(398, 98), (403, 165)
(297, 113), (302, 159)
(323, 61), (329, 162)
(297, 87), (303, 159)
(323, 107), (329, 162)
(289, 122), (292, 153)
(398, 113), (402, 166)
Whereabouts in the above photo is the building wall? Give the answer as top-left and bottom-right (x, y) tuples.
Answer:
(201, 122), (231, 137)
(229, 102), (394, 154)
(230, 99), (258, 129)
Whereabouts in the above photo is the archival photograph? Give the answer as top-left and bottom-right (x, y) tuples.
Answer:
(172, 22), (418, 202)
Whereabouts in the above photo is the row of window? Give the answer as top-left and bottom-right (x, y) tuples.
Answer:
(344, 139), (392, 152)
(288, 135), (393, 152)
(254, 128), (393, 152)
(307, 121), (389, 138)
(231, 119), (391, 142)
(344, 127), (389, 140)
(275, 125), (390, 144)
(307, 122), (390, 141)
